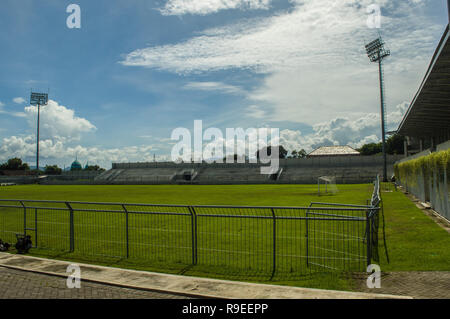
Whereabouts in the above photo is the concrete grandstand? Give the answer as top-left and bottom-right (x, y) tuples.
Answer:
(94, 155), (403, 185)
(395, 21), (450, 221)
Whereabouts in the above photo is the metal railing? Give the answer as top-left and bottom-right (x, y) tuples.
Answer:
(0, 182), (381, 277)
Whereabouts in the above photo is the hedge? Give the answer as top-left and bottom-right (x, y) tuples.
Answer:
(394, 148), (450, 187)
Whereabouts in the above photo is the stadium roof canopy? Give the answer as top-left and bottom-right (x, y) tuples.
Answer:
(397, 25), (450, 138)
(308, 146), (360, 157)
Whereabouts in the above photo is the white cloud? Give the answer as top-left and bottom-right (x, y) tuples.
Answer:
(0, 102), (408, 167)
(123, 0), (441, 124)
(24, 100), (96, 141)
(0, 134), (167, 169)
(160, 0), (271, 16)
(0, 101), (4, 107)
(183, 81), (244, 95)
(277, 102), (409, 153)
(0, 99), (171, 168)
(13, 97), (26, 104)
(124, 0), (435, 73)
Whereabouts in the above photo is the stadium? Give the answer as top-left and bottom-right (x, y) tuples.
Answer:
(0, 1), (449, 301)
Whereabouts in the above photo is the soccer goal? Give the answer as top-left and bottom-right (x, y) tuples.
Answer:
(318, 176), (338, 196)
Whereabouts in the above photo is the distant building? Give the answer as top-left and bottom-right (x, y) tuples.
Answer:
(307, 146), (360, 157)
(70, 159), (82, 171)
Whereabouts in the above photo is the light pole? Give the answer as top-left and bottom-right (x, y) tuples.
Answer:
(365, 37), (390, 182)
(30, 92), (49, 174)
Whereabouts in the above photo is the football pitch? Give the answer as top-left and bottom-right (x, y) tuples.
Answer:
(1, 184), (449, 291)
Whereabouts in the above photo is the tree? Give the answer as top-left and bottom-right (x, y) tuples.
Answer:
(84, 165), (105, 172)
(297, 149), (307, 158)
(256, 145), (288, 159)
(0, 158), (30, 170)
(386, 134), (405, 155)
(290, 149), (307, 158)
(358, 143), (382, 156)
(44, 165), (62, 175)
(357, 134), (405, 156)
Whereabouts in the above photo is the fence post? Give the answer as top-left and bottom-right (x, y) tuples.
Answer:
(65, 202), (74, 252)
(122, 204), (129, 258)
(271, 208), (276, 279)
(189, 206), (197, 265)
(366, 210), (372, 267)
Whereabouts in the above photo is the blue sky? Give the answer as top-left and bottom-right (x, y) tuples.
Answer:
(0, 0), (448, 168)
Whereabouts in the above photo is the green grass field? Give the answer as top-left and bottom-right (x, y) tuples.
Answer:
(0, 183), (449, 291)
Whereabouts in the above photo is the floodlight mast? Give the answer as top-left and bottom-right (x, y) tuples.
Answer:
(365, 37), (390, 182)
(30, 92), (49, 175)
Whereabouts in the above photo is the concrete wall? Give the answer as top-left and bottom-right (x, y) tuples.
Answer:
(113, 155), (403, 169)
(0, 176), (38, 184)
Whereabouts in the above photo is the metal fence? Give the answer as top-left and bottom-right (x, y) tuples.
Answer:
(0, 180), (381, 277)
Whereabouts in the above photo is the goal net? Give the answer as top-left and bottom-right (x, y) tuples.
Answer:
(318, 176), (338, 196)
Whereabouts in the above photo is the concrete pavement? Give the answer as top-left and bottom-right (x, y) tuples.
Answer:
(0, 252), (411, 299)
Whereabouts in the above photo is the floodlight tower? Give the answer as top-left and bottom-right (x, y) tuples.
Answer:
(365, 37), (390, 182)
(30, 92), (49, 174)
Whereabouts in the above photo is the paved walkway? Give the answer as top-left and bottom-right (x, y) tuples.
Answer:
(352, 271), (450, 299)
(0, 267), (189, 299)
(0, 252), (409, 299)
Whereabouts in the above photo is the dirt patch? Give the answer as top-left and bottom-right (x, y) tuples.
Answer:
(2, 257), (43, 267)
(39, 264), (105, 274)
(350, 271), (450, 299)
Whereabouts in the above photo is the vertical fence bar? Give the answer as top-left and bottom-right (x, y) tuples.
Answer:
(34, 208), (38, 248)
(271, 208), (276, 279)
(122, 204), (129, 259)
(189, 206), (197, 265)
(20, 201), (26, 236)
(306, 208), (309, 268)
(65, 202), (74, 252)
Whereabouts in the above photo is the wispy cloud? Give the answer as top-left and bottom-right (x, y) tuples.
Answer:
(183, 81), (245, 95)
(125, 1), (437, 73)
(160, 0), (271, 16)
(13, 97), (26, 104)
(122, 0), (441, 124)
(0, 101), (27, 117)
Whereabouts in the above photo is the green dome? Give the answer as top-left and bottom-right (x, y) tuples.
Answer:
(71, 160), (82, 171)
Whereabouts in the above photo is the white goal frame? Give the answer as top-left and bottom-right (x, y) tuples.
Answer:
(317, 176), (338, 196)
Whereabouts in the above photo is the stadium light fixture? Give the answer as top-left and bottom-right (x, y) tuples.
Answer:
(365, 36), (390, 182)
(30, 92), (49, 174)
